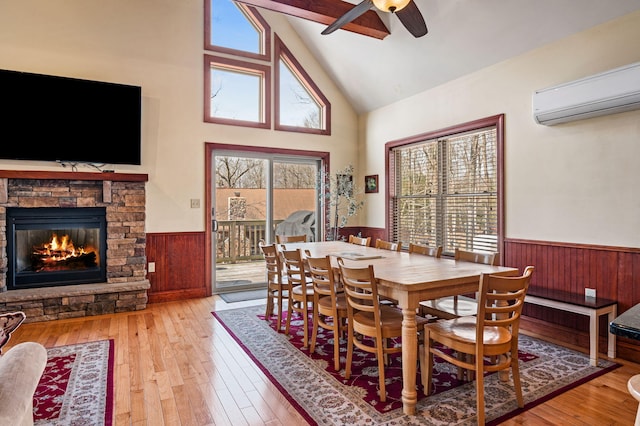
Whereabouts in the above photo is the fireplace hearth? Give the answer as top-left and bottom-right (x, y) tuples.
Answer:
(6, 207), (107, 290)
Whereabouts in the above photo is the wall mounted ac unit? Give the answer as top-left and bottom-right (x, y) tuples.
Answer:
(532, 61), (640, 125)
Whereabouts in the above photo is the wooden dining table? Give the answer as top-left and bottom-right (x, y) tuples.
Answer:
(283, 240), (519, 415)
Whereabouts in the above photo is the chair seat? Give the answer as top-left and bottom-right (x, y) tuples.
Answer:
(318, 293), (347, 310)
(292, 283), (314, 296)
(426, 315), (512, 348)
(354, 306), (429, 336)
(420, 295), (478, 319)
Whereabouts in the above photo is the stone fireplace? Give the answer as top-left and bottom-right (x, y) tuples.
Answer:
(0, 170), (150, 322)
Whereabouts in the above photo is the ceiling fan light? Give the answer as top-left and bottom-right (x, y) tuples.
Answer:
(372, 0), (411, 13)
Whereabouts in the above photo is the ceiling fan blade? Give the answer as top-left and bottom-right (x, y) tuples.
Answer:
(322, 0), (374, 35)
(396, 0), (428, 38)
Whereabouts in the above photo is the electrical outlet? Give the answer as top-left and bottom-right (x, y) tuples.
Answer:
(148, 262), (155, 273)
(585, 288), (596, 298)
(190, 198), (200, 208)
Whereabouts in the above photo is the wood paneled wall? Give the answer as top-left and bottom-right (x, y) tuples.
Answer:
(144, 230), (640, 361)
(146, 232), (207, 303)
(505, 238), (640, 361)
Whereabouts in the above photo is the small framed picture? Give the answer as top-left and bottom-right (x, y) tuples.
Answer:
(365, 174), (378, 193)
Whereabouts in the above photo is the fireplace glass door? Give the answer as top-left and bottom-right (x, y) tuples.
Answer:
(6, 207), (107, 289)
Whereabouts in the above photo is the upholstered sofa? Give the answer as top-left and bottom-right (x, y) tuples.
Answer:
(0, 310), (47, 426)
(0, 341), (47, 426)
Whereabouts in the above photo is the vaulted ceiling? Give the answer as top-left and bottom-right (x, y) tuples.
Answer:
(237, 0), (640, 114)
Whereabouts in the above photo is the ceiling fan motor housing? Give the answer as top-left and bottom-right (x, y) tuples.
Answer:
(372, 0), (411, 13)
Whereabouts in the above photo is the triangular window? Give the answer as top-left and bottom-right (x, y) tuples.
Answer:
(275, 36), (330, 135)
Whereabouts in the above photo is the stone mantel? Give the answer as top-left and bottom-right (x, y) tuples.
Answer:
(0, 170), (148, 204)
(0, 170), (148, 181)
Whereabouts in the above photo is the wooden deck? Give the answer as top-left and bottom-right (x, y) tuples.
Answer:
(215, 260), (266, 292)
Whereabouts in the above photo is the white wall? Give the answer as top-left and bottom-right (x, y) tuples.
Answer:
(0, 1), (359, 233)
(360, 11), (640, 247)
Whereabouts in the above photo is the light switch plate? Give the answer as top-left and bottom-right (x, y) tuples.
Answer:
(190, 199), (200, 208)
(148, 262), (156, 273)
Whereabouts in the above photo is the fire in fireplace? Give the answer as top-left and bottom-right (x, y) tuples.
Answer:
(6, 207), (107, 289)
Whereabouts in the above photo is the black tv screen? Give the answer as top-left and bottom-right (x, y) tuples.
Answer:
(0, 69), (141, 165)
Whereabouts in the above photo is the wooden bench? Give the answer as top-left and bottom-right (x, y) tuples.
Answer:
(525, 290), (617, 366)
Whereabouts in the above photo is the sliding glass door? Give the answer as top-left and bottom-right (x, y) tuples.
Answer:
(210, 148), (321, 294)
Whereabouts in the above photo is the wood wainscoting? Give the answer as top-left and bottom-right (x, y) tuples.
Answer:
(146, 232), (207, 303)
(144, 229), (640, 362)
(505, 238), (640, 362)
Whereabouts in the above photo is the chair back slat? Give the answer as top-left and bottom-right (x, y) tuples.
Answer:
(259, 242), (284, 285)
(337, 258), (379, 315)
(276, 234), (307, 243)
(477, 266), (534, 337)
(455, 248), (499, 265)
(409, 243), (442, 257)
(348, 235), (371, 246)
(375, 239), (402, 251)
(280, 248), (307, 287)
(307, 256), (340, 300)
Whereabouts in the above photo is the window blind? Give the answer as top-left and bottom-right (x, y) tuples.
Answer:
(391, 126), (498, 256)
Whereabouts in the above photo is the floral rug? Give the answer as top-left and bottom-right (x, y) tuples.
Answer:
(213, 305), (620, 425)
(34, 339), (114, 426)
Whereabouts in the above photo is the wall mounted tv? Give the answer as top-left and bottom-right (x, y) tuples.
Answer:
(0, 69), (142, 165)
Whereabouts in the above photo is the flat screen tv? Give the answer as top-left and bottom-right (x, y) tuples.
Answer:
(0, 69), (142, 165)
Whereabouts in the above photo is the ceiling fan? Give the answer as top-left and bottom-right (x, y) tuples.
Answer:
(322, 0), (428, 38)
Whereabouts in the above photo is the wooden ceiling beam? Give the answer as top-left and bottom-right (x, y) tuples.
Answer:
(233, 0), (390, 39)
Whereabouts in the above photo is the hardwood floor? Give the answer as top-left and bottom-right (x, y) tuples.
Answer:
(6, 296), (640, 425)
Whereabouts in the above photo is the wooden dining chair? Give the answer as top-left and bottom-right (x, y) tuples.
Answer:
(281, 247), (315, 347)
(375, 238), (402, 251)
(259, 242), (290, 332)
(348, 234), (371, 247)
(275, 234), (307, 243)
(408, 243), (442, 258)
(337, 257), (428, 402)
(307, 255), (347, 370)
(419, 248), (499, 320)
(422, 266), (534, 425)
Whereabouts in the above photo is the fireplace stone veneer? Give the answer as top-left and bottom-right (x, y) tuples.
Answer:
(0, 171), (150, 322)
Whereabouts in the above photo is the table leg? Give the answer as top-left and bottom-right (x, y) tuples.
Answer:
(589, 312), (598, 366)
(401, 307), (417, 415)
(607, 306), (617, 359)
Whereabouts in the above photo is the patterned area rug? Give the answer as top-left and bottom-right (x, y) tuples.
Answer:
(34, 339), (114, 426)
(213, 305), (620, 425)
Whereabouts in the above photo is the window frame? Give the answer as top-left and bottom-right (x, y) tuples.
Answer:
(204, 0), (271, 61)
(385, 114), (505, 261)
(203, 1), (331, 134)
(274, 35), (331, 135)
(204, 54), (272, 129)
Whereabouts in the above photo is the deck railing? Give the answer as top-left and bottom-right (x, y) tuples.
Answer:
(216, 220), (283, 263)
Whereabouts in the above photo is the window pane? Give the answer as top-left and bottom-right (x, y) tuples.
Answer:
(279, 62), (321, 129)
(210, 67), (261, 122)
(210, 0), (260, 54)
(392, 126), (498, 255)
